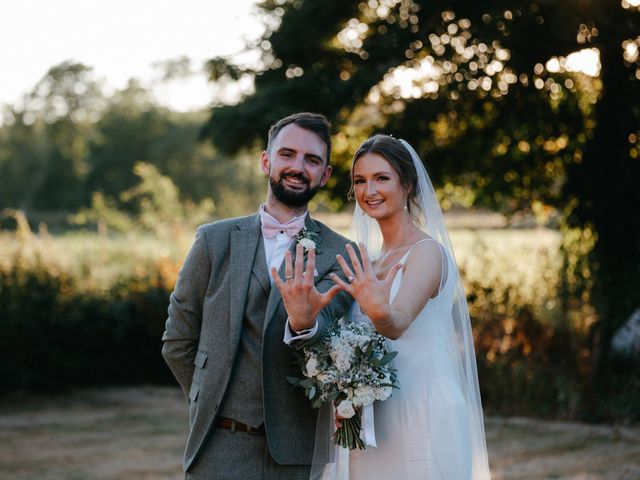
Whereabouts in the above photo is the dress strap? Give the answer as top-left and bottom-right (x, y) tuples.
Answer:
(400, 237), (438, 262)
(400, 237), (449, 296)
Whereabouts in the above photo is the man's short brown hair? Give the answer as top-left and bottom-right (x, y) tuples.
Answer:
(267, 112), (332, 164)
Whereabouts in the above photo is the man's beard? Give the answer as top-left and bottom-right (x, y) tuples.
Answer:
(270, 172), (321, 207)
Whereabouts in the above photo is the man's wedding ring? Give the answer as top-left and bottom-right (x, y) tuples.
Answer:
(285, 274), (294, 280)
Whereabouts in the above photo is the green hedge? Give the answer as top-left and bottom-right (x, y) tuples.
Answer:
(1, 245), (638, 422)
(0, 261), (174, 392)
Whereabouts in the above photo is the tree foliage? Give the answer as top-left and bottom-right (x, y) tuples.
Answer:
(202, 0), (640, 419)
(72, 162), (215, 237)
(0, 62), (266, 226)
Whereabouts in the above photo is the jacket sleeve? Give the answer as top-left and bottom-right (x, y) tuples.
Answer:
(161, 226), (211, 398)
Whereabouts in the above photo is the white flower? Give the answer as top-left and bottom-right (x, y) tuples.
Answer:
(374, 372), (394, 400)
(343, 330), (370, 347)
(305, 356), (320, 377)
(375, 385), (393, 401)
(317, 371), (337, 384)
(352, 385), (376, 407)
(296, 228), (319, 253)
(336, 399), (356, 419)
(298, 237), (316, 251)
(330, 339), (353, 372)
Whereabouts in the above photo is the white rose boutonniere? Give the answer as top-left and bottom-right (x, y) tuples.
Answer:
(296, 228), (320, 254)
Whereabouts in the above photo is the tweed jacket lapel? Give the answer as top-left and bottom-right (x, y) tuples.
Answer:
(230, 214), (261, 349)
(263, 214), (327, 333)
(252, 233), (271, 294)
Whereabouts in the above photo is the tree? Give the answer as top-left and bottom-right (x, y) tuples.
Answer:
(202, 0), (640, 419)
(0, 64), (265, 223)
(0, 61), (106, 211)
(87, 79), (265, 214)
(72, 162), (215, 237)
(86, 79), (174, 199)
(0, 109), (50, 210)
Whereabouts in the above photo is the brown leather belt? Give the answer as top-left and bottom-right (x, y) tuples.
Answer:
(214, 417), (265, 435)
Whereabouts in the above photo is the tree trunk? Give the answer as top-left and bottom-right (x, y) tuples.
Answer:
(565, 5), (640, 417)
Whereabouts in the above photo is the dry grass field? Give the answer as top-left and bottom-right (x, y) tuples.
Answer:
(0, 387), (638, 480)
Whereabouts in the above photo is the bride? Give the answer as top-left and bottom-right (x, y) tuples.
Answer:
(315, 135), (491, 479)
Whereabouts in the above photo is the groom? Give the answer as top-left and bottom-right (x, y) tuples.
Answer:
(162, 112), (354, 479)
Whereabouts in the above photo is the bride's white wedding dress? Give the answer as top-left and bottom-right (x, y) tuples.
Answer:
(349, 239), (473, 479)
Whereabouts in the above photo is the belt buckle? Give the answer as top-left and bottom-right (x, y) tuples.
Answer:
(247, 425), (264, 435)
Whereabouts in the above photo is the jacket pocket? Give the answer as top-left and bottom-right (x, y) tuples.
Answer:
(189, 381), (200, 403)
(188, 381), (200, 427)
(194, 350), (208, 368)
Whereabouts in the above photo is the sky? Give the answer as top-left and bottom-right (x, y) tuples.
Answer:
(0, 1), (610, 116)
(0, 0), (263, 112)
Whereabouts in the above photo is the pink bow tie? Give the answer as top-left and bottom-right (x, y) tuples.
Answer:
(260, 213), (306, 239)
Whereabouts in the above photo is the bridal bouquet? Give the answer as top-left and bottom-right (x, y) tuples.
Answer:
(288, 319), (398, 450)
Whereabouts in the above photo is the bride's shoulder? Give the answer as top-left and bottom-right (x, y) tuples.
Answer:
(407, 236), (442, 256)
(393, 238), (447, 310)
(402, 237), (444, 271)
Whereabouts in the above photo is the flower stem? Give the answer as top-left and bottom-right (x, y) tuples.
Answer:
(333, 414), (365, 450)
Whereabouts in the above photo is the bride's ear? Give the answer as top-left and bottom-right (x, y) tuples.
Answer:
(403, 185), (413, 208)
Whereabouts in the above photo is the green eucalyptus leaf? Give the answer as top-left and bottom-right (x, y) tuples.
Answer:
(379, 351), (398, 366)
(299, 378), (314, 389)
(365, 342), (373, 358)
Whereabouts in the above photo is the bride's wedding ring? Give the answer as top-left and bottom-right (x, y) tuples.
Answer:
(347, 275), (355, 282)
(285, 274), (295, 280)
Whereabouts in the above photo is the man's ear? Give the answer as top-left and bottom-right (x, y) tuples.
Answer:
(260, 151), (270, 176)
(320, 165), (333, 187)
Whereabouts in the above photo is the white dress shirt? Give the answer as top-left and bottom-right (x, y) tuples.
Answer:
(258, 205), (318, 343)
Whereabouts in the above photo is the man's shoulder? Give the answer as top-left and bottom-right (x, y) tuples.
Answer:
(312, 218), (353, 247)
(196, 214), (258, 235)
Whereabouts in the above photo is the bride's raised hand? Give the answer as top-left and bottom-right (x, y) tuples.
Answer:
(331, 243), (403, 326)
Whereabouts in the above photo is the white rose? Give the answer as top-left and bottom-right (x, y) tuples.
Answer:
(374, 385), (393, 401)
(305, 356), (320, 377)
(352, 385), (376, 407)
(298, 238), (316, 251)
(336, 399), (356, 419)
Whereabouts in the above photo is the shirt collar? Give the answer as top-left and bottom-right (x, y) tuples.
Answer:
(258, 204), (308, 227)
